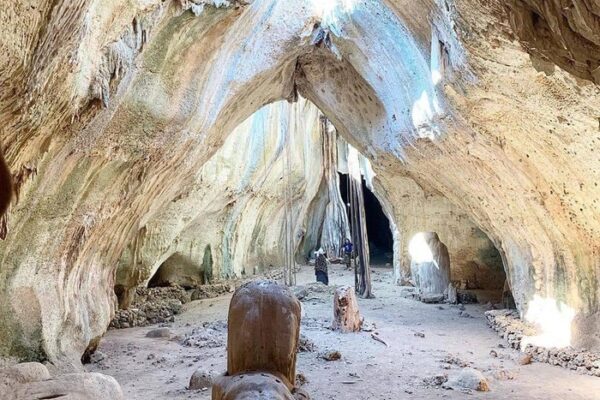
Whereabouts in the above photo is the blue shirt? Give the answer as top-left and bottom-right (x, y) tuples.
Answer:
(343, 242), (353, 254)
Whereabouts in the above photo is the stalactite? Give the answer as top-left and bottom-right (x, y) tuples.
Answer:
(319, 117), (350, 258)
(347, 147), (372, 298)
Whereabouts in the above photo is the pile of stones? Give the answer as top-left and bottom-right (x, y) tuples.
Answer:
(110, 282), (237, 329)
(485, 309), (600, 377)
(110, 286), (190, 329)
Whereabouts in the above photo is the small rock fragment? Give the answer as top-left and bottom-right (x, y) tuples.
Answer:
(518, 354), (532, 365)
(320, 350), (342, 361)
(146, 327), (172, 338)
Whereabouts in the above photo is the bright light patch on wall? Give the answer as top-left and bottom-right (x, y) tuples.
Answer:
(346, 145), (362, 182)
(430, 31), (443, 85)
(311, 0), (357, 30)
(408, 233), (435, 264)
(411, 90), (443, 140)
(521, 295), (576, 350)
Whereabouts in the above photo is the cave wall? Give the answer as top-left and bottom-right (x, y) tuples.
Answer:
(374, 174), (505, 290)
(1, 0), (599, 365)
(114, 97), (348, 303)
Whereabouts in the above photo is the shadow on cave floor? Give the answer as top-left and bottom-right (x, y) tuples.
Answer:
(87, 264), (600, 400)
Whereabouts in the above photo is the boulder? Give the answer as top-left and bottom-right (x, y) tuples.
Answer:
(6, 372), (124, 400)
(146, 327), (172, 338)
(0, 362), (50, 390)
(421, 293), (445, 304)
(444, 368), (490, 392)
(189, 368), (215, 390)
(212, 372), (295, 400)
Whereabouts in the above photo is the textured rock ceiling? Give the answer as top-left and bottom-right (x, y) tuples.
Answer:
(506, 0), (600, 83)
(0, 0), (599, 366)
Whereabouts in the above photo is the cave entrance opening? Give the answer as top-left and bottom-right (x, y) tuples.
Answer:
(338, 172), (393, 267)
(148, 252), (209, 290)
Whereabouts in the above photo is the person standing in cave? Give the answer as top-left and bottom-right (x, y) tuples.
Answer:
(342, 238), (354, 270)
(314, 248), (329, 285)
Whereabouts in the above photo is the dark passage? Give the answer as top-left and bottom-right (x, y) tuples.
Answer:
(338, 173), (394, 265)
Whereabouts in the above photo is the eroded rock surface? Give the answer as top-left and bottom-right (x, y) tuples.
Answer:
(0, 0), (599, 366)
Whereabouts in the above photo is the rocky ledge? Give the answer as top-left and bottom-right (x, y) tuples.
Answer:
(485, 310), (600, 377)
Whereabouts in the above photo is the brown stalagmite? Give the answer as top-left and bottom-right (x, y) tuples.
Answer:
(332, 286), (363, 333)
(212, 373), (296, 400)
(226, 280), (301, 385)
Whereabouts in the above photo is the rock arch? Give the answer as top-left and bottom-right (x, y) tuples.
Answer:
(0, 0), (598, 365)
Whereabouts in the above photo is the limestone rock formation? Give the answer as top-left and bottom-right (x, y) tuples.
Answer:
(113, 98), (350, 307)
(189, 368), (215, 390)
(410, 232), (451, 298)
(444, 368), (490, 392)
(5, 371), (124, 400)
(226, 281), (301, 385)
(212, 372), (296, 400)
(0, 0), (599, 367)
(332, 286), (362, 333)
(213, 280), (304, 399)
(506, 0), (600, 84)
(0, 362), (50, 390)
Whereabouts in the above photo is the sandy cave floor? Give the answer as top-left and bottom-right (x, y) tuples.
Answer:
(88, 265), (600, 399)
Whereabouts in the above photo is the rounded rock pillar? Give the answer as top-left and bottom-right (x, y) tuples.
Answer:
(410, 232), (451, 300)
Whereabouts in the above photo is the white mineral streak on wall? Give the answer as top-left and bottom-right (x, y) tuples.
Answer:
(311, 0), (357, 34)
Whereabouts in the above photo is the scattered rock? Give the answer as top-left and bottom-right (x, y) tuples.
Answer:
(444, 368), (489, 392)
(492, 369), (515, 381)
(181, 320), (227, 349)
(457, 291), (478, 304)
(440, 355), (469, 368)
(486, 310), (600, 377)
(189, 369), (215, 390)
(320, 350), (342, 361)
(191, 283), (234, 300)
(398, 286), (417, 299)
(297, 335), (316, 353)
(518, 354), (532, 365)
(421, 293), (445, 304)
(414, 332), (425, 338)
(111, 286), (188, 329)
(296, 373), (308, 386)
(90, 351), (106, 363)
(146, 327), (172, 338)
(423, 374), (448, 386)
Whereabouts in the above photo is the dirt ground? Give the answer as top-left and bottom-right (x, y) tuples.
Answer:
(88, 264), (600, 399)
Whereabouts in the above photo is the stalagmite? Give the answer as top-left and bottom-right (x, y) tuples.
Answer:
(346, 146), (373, 298)
(212, 280), (308, 399)
(332, 286), (363, 333)
(409, 232), (451, 302)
